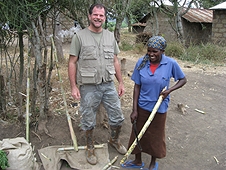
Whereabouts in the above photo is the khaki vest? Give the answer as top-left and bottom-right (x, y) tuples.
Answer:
(76, 28), (116, 85)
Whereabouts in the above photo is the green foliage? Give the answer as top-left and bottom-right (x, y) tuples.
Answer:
(133, 43), (146, 54)
(129, 0), (152, 22)
(165, 42), (185, 59)
(121, 32), (226, 66)
(0, 150), (9, 170)
(121, 20), (128, 28)
(199, 0), (225, 8)
(178, 43), (226, 65)
(0, 0), (47, 31)
(107, 22), (115, 32)
(120, 41), (134, 51)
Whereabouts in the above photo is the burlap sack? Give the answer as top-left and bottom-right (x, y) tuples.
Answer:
(0, 137), (39, 170)
(38, 144), (110, 170)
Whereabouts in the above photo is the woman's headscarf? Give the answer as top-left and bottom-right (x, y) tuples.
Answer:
(147, 36), (167, 50)
(137, 36), (167, 70)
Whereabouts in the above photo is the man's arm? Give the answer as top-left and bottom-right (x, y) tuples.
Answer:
(113, 55), (125, 97)
(68, 55), (81, 99)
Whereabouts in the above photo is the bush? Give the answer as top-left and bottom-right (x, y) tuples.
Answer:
(180, 43), (226, 65)
(133, 43), (146, 54)
(0, 150), (9, 170)
(165, 42), (185, 59)
(106, 22), (115, 32)
(120, 41), (133, 51)
(120, 32), (226, 66)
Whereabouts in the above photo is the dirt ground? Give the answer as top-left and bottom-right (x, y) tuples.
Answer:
(1, 44), (226, 170)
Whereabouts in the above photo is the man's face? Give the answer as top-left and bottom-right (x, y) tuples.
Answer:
(88, 6), (106, 29)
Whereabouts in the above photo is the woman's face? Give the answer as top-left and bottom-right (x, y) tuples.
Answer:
(147, 47), (164, 64)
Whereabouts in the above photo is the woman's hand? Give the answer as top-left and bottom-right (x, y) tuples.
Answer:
(160, 89), (170, 99)
(130, 110), (138, 123)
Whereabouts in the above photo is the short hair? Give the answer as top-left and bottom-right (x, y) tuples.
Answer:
(89, 3), (107, 16)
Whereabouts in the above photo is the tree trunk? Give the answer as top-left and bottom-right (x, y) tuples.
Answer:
(177, 12), (185, 44)
(31, 59), (38, 116)
(114, 21), (122, 44)
(126, 13), (132, 32)
(31, 21), (49, 134)
(114, 0), (131, 43)
(153, 9), (159, 36)
(0, 75), (6, 117)
(18, 32), (24, 119)
(54, 12), (64, 62)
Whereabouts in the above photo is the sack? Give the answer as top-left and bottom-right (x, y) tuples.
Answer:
(0, 137), (39, 170)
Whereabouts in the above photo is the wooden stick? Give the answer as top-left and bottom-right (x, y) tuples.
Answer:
(26, 52), (31, 142)
(51, 37), (78, 151)
(195, 108), (205, 114)
(102, 155), (118, 170)
(31, 130), (41, 141)
(120, 87), (166, 164)
(57, 144), (105, 151)
(213, 156), (219, 164)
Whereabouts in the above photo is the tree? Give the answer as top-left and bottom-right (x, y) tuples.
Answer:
(113, 0), (132, 43)
(155, 0), (196, 44)
(0, 0), (132, 136)
(126, 0), (153, 32)
(0, 0), (59, 134)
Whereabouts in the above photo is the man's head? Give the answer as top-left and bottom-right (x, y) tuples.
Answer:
(88, 3), (107, 32)
(89, 3), (107, 16)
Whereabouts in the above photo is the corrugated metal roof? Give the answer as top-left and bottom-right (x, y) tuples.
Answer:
(210, 2), (226, 10)
(182, 8), (213, 23)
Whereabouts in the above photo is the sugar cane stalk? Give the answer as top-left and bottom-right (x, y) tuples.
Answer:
(51, 37), (78, 151)
(26, 53), (31, 142)
(120, 87), (166, 164)
(57, 144), (105, 151)
(102, 155), (118, 170)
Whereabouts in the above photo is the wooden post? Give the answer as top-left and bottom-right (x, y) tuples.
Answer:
(121, 58), (127, 76)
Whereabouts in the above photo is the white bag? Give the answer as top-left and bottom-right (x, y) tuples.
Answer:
(0, 137), (39, 170)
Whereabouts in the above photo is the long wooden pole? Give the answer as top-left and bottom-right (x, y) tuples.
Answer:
(102, 156), (118, 170)
(120, 87), (166, 164)
(51, 37), (78, 151)
(26, 53), (31, 142)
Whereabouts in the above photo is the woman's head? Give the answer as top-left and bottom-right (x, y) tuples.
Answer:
(147, 36), (167, 51)
(146, 36), (167, 64)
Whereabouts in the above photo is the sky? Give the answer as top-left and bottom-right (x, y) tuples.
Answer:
(154, 0), (198, 8)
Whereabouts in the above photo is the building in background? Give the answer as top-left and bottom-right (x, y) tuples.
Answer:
(210, 2), (226, 44)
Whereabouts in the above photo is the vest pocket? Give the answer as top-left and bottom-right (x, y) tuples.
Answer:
(80, 67), (97, 84)
(81, 46), (97, 60)
(103, 46), (114, 59)
(105, 65), (115, 81)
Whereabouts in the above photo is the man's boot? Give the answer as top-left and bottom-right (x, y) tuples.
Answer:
(85, 129), (97, 165)
(109, 125), (127, 154)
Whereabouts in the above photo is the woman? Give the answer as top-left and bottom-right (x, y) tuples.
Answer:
(122, 36), (187, 170)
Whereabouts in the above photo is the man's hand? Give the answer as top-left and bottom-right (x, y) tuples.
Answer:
(71, 86), (81, 100)
(118, 82), (125, 97)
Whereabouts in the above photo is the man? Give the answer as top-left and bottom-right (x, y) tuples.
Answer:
(68, 3), (127, 165)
